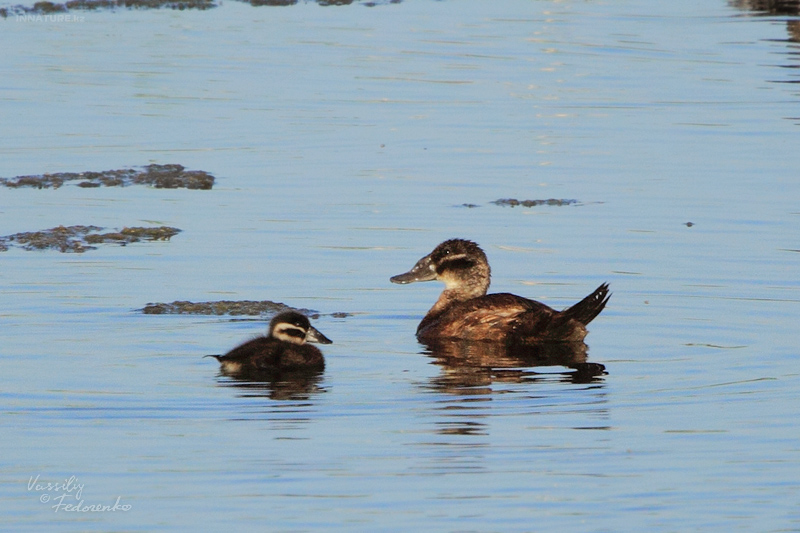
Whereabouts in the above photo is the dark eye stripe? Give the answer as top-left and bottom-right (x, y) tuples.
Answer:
(437, 256), (474, 273)
(283, 327), (306, 339)
(275, 324), (307, 339)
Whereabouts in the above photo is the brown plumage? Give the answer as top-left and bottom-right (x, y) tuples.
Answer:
(209, 311), (332, 376)
(390, 239), (610, 344)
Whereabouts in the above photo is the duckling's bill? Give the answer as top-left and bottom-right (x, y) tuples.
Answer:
(306, 325), (333, 344)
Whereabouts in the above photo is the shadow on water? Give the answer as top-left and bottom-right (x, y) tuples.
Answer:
(421, 339), (607, 394)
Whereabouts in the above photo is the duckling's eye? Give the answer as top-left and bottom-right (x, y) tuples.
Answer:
(282, 327), (306, 340)
(442, 247), (451, 255)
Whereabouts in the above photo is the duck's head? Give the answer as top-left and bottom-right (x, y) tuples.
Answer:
(390, 239), (491, 298)
(269, 311), (332, 346)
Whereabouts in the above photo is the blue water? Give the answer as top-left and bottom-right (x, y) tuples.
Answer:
(2, 0), (800, 531)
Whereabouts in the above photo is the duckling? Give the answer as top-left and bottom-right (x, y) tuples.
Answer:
(390, 239), (610, 343)
(210, 311), (332, 375)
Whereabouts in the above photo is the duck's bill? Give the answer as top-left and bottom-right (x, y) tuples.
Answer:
(390, 254), (437, 284)
(306, 326), (333, 345)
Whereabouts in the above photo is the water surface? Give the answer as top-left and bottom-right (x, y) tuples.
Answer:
(2, 0), (800, 531)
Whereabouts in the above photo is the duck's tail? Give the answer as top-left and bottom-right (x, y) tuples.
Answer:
(561, 283), (610, 326)
(204, 354), (222, 361)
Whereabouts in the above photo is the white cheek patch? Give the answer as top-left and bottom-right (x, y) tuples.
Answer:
(273, 325), (307, 345)
(439, 272), (461, 289)
(438, 254), (470, 288)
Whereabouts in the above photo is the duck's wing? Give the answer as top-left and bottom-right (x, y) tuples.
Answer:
(418, 293), (557, 341)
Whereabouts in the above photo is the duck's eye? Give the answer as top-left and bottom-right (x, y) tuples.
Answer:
(443, 247), (451, 255)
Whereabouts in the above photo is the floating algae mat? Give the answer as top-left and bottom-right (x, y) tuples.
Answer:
(0, 225), (181, 253)
(0, 0), (397, 17)
(491, 198), (579, 207)
(141, 300), (317, 317)
(140, 300), (353, 318)
(458, 198), (581, 209)
(0, 164), (214, 190)
(0, 0), (215, 17)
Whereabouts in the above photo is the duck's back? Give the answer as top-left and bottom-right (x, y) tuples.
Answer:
(418, 284), (609, 344)
(417, 293), (558, 342)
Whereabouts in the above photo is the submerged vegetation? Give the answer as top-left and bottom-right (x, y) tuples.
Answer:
(0, 164), (215, 190)
(0, 225), (181, 253)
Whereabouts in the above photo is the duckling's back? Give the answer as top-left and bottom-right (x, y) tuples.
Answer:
(216, 336), (325, 373)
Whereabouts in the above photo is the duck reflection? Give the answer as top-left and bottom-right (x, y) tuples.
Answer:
(418, 340), (609, 440)
(730, 0), (800, 16)
(730, 1), (800, 42)
(422, 338), (606, 394)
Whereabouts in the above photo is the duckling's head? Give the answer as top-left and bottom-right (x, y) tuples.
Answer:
(269, 311), (333, 346)
(390, 239), (491, 298)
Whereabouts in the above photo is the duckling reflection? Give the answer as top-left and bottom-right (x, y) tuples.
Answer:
(209, 311), (332, 380)
(215, 371), (326, 402)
